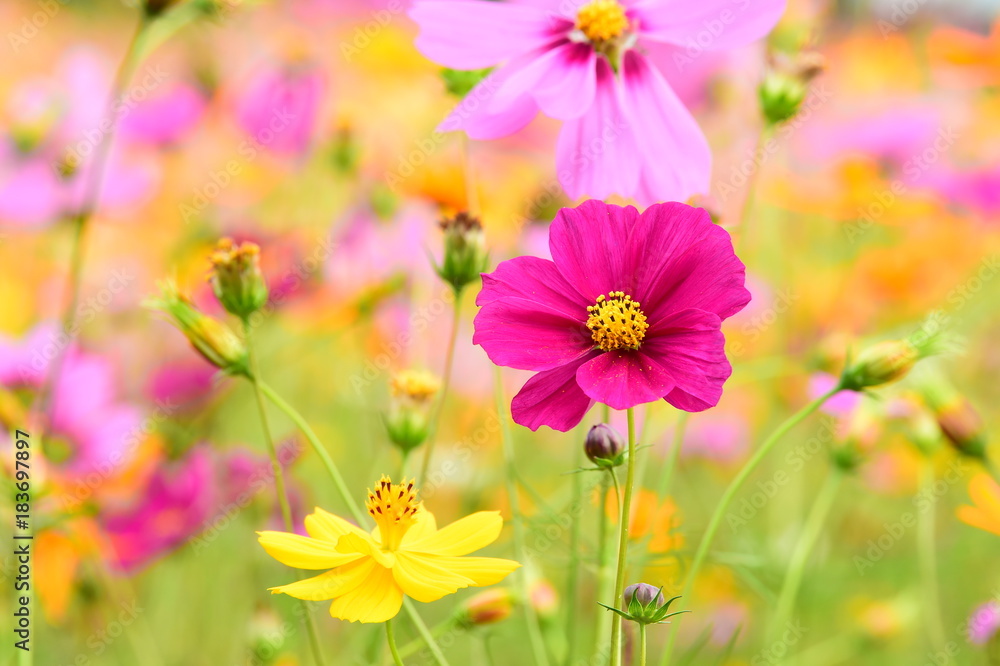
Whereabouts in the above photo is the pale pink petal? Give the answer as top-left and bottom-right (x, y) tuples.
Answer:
(633, 0), (786, 50)
(410, 1), (571, 69)
(575, 350), (676, 410)
(492, 41), (597, 121)
(621, 51), (711, 204)
(510, 353), (599, 431)
(439, 58), (541, 140)
(556, 57), (639, 201)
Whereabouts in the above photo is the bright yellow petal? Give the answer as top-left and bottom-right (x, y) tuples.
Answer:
(328, 564), (403, 623)
(404, 511), (503, 556)
(371, 504), (438, 548)
(304, 508), (369, 542)
(270, 558), (376, 600)
(391, 552), (476, 603)
(257, 531), (364, 569)
(957, 506), (1000, 536)
(969, 475), (1000, 518)
(337, 532), (395, 568)
(406, 554), (520, 588)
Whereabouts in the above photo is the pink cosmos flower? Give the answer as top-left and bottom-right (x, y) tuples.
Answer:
(234, 62), (326, 157)
(474, 200), (749, 431)
(410, 0), (785, 204)
(968, 601), (1000, 645)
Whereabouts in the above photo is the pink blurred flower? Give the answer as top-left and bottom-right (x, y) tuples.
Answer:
(410, 0), (784, 204)
(968, 601), (1000, 645)
(120, 82), (208, 146)
(474, 200), (749, 431)
(234, 62), (325, 157)
(680, 415), (748, 463)
(809, 372), (861, 417)
(927, 164), (1000, 218)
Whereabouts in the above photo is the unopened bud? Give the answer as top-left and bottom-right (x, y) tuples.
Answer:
(585, 423), (625, 468)
(441, 67), (493, 98)
(384, 370), (440, 452)
(625, 583), (665, 608)
(209, 238), (269, 319)
(759, 50), (825, 126)
(603, 584), (687, 626)
(455, 588), (515, 628)
(145, 281), (249, 376)
(247, 606), (286, 662)
(529, 579), (559, 621)
(144, 0), (183, 17)
(840, 330), (949, 392)
(435, 212), (489, 294)
(920, 379), (988, 459)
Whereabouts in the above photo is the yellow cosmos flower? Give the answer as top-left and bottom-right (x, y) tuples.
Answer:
(957, 474), (1000, 537)
(257, 475), (520, 623)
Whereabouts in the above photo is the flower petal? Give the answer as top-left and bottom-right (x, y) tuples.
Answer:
(492, 41), (597, 121)
(620, 51), (711, 204)
(410, 1), (570, 69)
(418, 554), (522, 587)
(304, 507), (369, 542)
(478, 255), (589, 313)
(549, 200), (640, 303)
(328, 565), (404, 623)
(257, 531), (364, 570)
(511, 353), (599, 432)
(633, 0), (786, 50)
(969, 475), (1000, 519)
(474, 297), (592, 371)
(404, 511), (504, 556)
(628, 202), (749, 323)
(392, 552), (477, 603)
(269, 558), (376, 601)
(575, 350), (675, 411)
(957, 506), (1000, 536)
(440, 58), (541, 140)
(643, 309), (732, 412)
(556, 57), (640, 202)
(336, 533), (396, 568)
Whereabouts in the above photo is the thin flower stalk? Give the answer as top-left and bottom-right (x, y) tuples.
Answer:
(609, 407), (637, 666)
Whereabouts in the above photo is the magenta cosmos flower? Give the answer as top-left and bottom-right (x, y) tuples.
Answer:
(474, 200), (749, 431)
(410, 0), (784, 204)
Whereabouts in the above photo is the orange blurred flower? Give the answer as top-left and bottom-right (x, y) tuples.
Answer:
(957, 474), (1000, 537)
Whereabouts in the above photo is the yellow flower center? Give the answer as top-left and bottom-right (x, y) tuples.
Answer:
(586, 291), (649, 352)
(366, 475), (419, 551)
(576, 0), (629, 43)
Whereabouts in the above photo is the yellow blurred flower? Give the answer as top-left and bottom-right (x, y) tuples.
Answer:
(258, 475), (519, 623)
(606, 488), (684, 553)
(957, 474), (1000, 537)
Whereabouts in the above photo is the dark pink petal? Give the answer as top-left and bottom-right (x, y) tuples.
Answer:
(621, 51), (711, 204)
(511, 354), (599, 432)
(643, 309), (732, 412)
(474, 297), (592, 371)
(575, 350), (675, 411)
(633, 0), (786, 50)
(492, 41), (597, 121)
(439, 58), (540, 140)
(477, 255), (589, 314)
(556, 57), (640, 201)
(410, 1), (571, 69)
(549, 200), (639, 303)
(628, 203), (750, 323)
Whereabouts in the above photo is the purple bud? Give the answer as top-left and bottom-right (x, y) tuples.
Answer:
(585, 424), (625, 465)
(624, 583), (664, 608)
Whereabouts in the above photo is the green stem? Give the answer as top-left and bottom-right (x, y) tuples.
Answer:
(660, 386), (841, 666)
(495, 368), (550, 666)
(397, 618), (454, 659)
(403, 599), (451, 666)
(917, 459), (947, 656)
(258, 381), (365, 525)
(387, 619), (405, 666)
(593, 471), (614, 661)
(769, 469), (842, 647)
(737, 124), (773, 257)
(609, 408), (637, 666)
(419, 288), (463, 485)
(259, 381), (450, 666)
(639, 623), (648, 666)
(657, 413), (688, 499)
(566, 444), (585, 666)
(244, 322), (327, 666)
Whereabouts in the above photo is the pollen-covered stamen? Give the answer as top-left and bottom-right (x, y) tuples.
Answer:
(586, 291), (649, 352)
(365, 475), (420, 551)
(575, 0), (629, 43)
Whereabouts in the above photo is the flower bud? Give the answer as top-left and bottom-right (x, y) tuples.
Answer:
(530, 579), (559, 621)
(840, 330), (949, 392)
(585, 423), (625, 468)
(208, 238), (269, 319)
(920, 380), (988, 459)
(144, 0), (183, 17)
(247, 605), (286, 664)
(384, 370), (440, 453)
(455, 588), (515, 628)
(145, 281), (249, 376)
(602, 583), (687, 626)
(435, 212), (489, 294)
(441, 68), (493, 98)
(759, 51), (825, 126)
